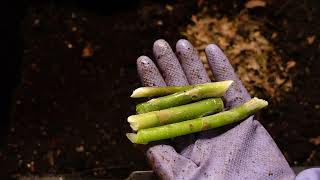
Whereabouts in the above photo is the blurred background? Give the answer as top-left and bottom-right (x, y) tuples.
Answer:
(0, 0), (319, 179)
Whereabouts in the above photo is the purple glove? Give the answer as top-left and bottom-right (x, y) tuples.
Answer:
(136, 39), (295, 179)
(296, 168), (320, 180)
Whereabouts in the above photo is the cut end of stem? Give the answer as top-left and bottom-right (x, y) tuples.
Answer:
(221, 80), (233, 92)
(253, 97), (268, 107)
(126, 133), (138, 143)
(246, 97), (268, 110)
(131, 87), (148, 98)
(127, 116), (139, 131)
(224, 80), (234, 87)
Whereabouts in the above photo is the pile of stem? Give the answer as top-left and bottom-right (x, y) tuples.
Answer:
(127, 97), (267, 144)
(126, 80), (268, 144)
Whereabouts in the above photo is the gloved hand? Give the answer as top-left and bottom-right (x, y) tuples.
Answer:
(136, 39), (295, 180)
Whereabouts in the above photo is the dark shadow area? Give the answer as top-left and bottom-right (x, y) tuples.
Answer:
(0, 1), (25, 145)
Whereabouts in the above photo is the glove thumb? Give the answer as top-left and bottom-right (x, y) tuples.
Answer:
(147, 144), (198, 179)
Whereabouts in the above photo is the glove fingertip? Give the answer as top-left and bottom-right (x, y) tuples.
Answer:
(137, 55), (166, 87)
(205, 44), (251, 108)
(153, 39), (168, 54)
(176, 39), (190, 49)
(205, 44), (220, 52)
(152, 39), (189, 86)
(176, 39), (211, 84)
(205, 44), (228, 67)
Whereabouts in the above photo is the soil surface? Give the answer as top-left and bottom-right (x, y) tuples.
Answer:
(0, 0), (319, 179)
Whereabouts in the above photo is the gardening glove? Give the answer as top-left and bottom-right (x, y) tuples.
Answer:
(136, 39), (296, 180)
(295, 168), (320, 180)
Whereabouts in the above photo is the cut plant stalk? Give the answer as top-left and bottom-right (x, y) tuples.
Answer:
(136, 80), (233, 114)
(128, 98), (223, 131)
(127, 97), (268, 144)
(131, 80), (233, 98)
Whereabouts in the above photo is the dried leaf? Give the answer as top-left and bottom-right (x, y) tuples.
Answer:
(307, 150), (316, 162)
(245, 0), (267, 9)
(271, 32), (277, 39)
(306, 35), (316, 45)
(275, 76), (285, 85)
(165, 4), (174, 12)
(309, 136), (320, 146)
(156, 20), (163, 26)
(82, 43), (94, 58)
(286, 60), (296, 71)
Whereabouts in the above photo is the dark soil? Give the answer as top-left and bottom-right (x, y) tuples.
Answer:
(0, 0), (319, 179)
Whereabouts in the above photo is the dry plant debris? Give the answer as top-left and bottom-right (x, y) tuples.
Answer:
(309, 136), (320, 146)
(82, 42), (94, 58)
(182, 10), (295, 101)
(306, 35), (316, 45)
(245, 0), (267, 9)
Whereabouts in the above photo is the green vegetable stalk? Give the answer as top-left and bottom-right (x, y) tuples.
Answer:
(128, 98), (223, 131)
(131, 81), (233, 98)
(127, 97), (268, 144)
(136, 80), (233, 114)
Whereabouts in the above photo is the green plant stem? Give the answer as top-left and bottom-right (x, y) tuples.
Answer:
(128, 98), (223, 131)
(131, 81), (233, 98)
(127, 97), (268, 144)
(136, 80), (233, 114)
